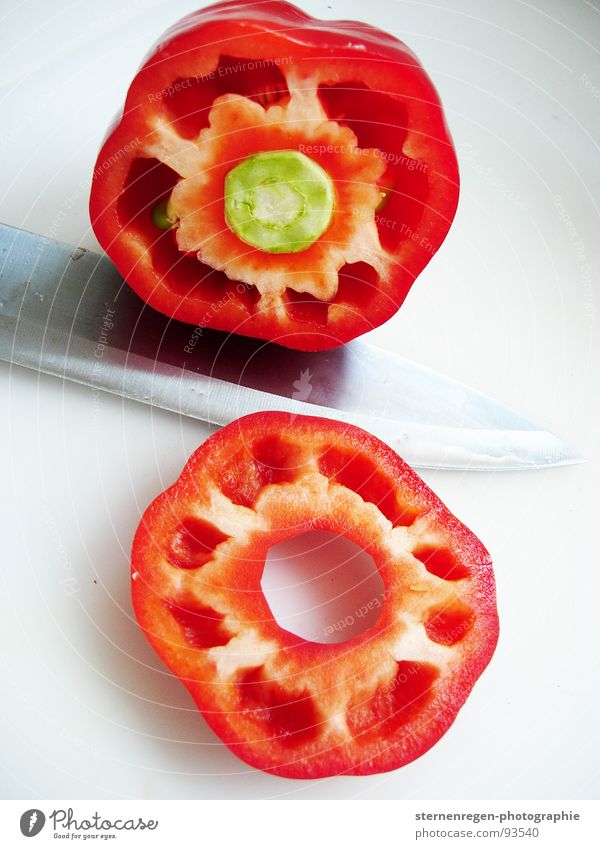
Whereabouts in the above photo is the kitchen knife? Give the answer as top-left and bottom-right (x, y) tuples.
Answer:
(0, 222), (581, 470)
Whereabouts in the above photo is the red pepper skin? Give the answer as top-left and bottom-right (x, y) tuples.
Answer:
(131, 413), (498, 778)
(90, 1), (459, 351)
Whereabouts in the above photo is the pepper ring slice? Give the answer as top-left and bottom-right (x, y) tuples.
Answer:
(131, 412), (499, 778)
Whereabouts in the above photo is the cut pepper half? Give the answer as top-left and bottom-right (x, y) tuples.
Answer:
(131, 413), (498, 778)
(90, 0), (459, 350)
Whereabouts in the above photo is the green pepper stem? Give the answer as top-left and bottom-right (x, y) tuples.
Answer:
(224, 150), (334, 254)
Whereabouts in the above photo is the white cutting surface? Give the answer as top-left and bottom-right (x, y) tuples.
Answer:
(0, 0), (598, 800)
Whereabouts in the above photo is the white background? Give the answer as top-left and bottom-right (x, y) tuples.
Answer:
(0, 0), (598, 800)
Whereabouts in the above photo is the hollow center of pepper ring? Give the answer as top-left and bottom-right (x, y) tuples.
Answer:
(224, 149), (335, 254)
(261, 530), (384, 644)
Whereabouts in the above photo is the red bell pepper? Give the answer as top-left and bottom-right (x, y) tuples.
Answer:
(132, 413), (498, 778)
(90, 1), (459, 351)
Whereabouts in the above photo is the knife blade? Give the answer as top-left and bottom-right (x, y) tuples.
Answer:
(0, 222), (581, 470)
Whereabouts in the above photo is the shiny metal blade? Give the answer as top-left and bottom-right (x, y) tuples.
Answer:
(0, 223), (582, 470)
